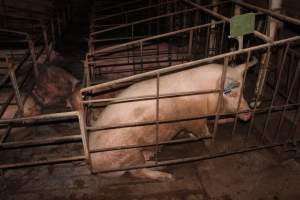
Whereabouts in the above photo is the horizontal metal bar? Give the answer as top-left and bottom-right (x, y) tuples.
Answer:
(0, 111), (80, 124)
(0, 155), (86, 170)
(87, 103), (300, 131)
(90, 135), (212, 153)
(0, 135), (82, 149)
(84, 89), (221, 105)
(97, 142), (287, 173)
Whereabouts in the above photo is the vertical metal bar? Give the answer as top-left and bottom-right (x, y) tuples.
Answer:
(51, 18), (56, 48)
(132, 44), (136, 74)
(41, 21), (51, 61)
(219, 22), (225, 54)
(77, 112), (90, 162)
(57, 14), (62, 37)
(131, 24), (134, 41)
(231, 51), (251, 148)
(287, 51), (295, 90)
(246, 47), (271, 145)
(155, 73), (160, 163)
(27, 37), (39, 78)
(140, 41), (144, 73)
(212, 56), (228, 146)
(275, 59), (300, 142)
(188, 29), (193, 59)
(205, 18), (210, 58)
(8, 64), (23, 115)
(262, 43), (290, 143)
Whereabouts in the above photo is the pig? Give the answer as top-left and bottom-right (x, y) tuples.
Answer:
(23, 66), (80, 117)
(88, 57), (257, 180)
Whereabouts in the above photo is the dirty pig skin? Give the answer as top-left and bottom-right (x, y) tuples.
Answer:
(89, 58), (257, 180)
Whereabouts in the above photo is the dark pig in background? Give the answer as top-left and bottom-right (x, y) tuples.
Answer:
(23, 66), (81, 117)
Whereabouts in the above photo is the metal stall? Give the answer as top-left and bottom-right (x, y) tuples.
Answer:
(79, 0), (300, 175)
(0, 1), (79, 171)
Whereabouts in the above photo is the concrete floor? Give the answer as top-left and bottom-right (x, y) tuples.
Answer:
(1, 132), (300, 200)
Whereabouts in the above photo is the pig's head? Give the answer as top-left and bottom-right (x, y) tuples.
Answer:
(222, 57), (257, 121)
(23, 95), (42, 117)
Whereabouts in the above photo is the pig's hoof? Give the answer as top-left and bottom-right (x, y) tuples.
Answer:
(156, 172), (175, 181)
(131, 168), (175, 181)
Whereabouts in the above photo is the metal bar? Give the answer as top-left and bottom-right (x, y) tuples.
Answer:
(212, 56), (228, 146)
(0, 111), (79, 124)
(41, 21), (51, 61)
(262, 42), (290, 142)
(140, 42), (144, 72)
(78, 111), (90, 161)
(0, 135), (82, 149)
(274, 56), (300, 141)
(91, 135), (212, 153)
(96, 143), (287, 173)
(245, 47), (271, 145)
(188, 29), (193, 57)
(8, 64), (23, 115)
(86, 103), (300, 132)
(27, 37), (39, 78)
(231, 51), (250, 148)
(0, 156), (86, 170)
(83, 89), (221, 105)
(155, 73), (160, 163)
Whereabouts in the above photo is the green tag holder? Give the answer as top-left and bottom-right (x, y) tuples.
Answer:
(230, 13), (255, 38)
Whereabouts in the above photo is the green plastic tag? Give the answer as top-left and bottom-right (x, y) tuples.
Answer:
(230, 13), (255, 38)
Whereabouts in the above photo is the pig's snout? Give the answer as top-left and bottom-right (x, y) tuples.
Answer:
(238, 110), (251, 121)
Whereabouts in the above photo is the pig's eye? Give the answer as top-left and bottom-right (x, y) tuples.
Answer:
(224, 90), (237, 97)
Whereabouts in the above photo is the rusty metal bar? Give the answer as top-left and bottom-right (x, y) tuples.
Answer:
(0, 156), (86, 170)
(275, 59), (300, 141)
(27, 36), (39, 78)
(155, 72), (160, 163)
(8, 63), (24, 115)
(245, 47), (271, 145)
(91, 135), (212, 153)
(262, 42), (290, 142)
(0, 111), (79, 124)
(41, 21), (51, 61)
(96, 142), (288, 173)
(231, 51), (251, 144)
(0, 135), (82, 149)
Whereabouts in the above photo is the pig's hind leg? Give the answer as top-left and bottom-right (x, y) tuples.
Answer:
(130, 151), (174, 181)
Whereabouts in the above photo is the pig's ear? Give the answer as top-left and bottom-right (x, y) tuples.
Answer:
(236, 57), (258, 74)
(224, 78), (241, 95)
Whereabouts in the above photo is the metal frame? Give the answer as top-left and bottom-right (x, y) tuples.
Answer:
(79, 0), (300, 174)
(0, 0), (75, 171)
